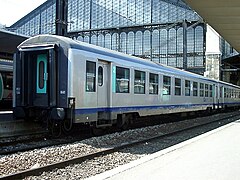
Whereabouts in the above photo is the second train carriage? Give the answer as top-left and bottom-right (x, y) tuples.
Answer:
(0, 59), (13, 108)
(13, 35), (240, 132)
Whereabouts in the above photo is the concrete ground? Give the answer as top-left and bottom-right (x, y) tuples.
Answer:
(88, 120), (240, 180)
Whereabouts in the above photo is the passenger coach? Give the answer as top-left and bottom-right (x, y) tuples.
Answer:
(13, 35), (240, 133)
(0, 59), (13, 107)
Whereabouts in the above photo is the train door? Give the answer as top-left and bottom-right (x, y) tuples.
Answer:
(21, 49), (55, 108)
(33, 54), (49, 106)
(97, 60), (110, 119)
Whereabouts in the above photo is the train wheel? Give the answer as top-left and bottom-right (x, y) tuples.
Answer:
(62, 118), (73, 135)
(51, 121), (62, 137)
(91, 123), (105, 136)
(121, 114), (132, 130)
(121, 119), (129, 130)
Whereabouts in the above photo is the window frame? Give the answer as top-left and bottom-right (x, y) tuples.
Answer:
(98, 66), (103, 87)
(163, 75), (171, 95)
(209, 85), (213, 97)
(200, 83), (204, 97)
(149, 73), (158, 95)
(86, 61), (96, 92)
(205, 84), (209, 97)
(193, 82), (198, 96)
(220, 86), (223, 98)
(134, 70), (146, 94)
(116, 66), (130, 93)
(174, 78), (181, 96)
(185, 80), (191, 96)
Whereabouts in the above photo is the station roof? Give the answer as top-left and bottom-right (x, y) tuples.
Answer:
(184, 0), (240, 52)
(0, 29), (28, 55)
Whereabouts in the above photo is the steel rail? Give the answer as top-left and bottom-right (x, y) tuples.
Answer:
(1, 111), (240, 180)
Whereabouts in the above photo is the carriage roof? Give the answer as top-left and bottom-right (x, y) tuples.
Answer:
(18, 35), (239, 89)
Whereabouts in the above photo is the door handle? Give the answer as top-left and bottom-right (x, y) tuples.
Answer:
(44, 73), (48, 81)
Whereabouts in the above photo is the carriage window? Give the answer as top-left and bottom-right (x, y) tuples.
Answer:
(224, 88), (227, 98)
(1, 72), (13, 90)
(98, 66), (103, 86)
(209, 85), (213, 97)
(39, 61), (44, 89)
(193, 82), (198, 96)
(220, 87), (222, 98)
(86, 61), (96, 92)
(205, 84), (209, 97)
(163, 76), (171, 95)
(200, 83), (204, 97)
(185, 80), (191, 96)
(134, 70), (145, 94)
(175, 78), (181, 96)
(116, 67), (130, 93)
(149, 73), (158, 94)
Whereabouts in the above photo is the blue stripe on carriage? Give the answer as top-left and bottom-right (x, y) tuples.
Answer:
(75, 102), (240, 115)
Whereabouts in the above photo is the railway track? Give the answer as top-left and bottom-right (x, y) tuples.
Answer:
(0, 132), (47, 146)
(1, 110), (240, 180)
(0, 127), (91, 156)
(0, 109), (226, 156)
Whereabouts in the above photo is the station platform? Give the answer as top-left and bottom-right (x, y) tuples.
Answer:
(0, 111), (46, 138)
(0, 111), (13, 121)
(88, 120), (240, 180)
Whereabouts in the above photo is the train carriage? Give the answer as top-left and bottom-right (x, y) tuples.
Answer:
(13, 35), (240, 133)
(0, 59), (13, 108)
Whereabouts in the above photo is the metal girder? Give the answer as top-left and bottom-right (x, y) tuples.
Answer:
(56, 0), (68, 36)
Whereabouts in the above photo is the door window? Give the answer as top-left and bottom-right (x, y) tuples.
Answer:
(86, 61), (96, 92)
(98, 66), (103, 86)
(36, 54), (47, 94)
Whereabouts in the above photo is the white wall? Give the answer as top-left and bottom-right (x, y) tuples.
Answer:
(206, 24), (221, 55)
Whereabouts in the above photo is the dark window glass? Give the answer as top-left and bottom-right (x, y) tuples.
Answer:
(39, 61), (44, 89)
(224, 88), (227, 98)
(205, 84), (209, 97)
(1, 72), (13, 90)
(220, 87), (222, 98)
(200, 83), (204, 97)
(193, 82), (198, 96)
(98, 66), (103, 86)
(209, 85), (213, 97)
